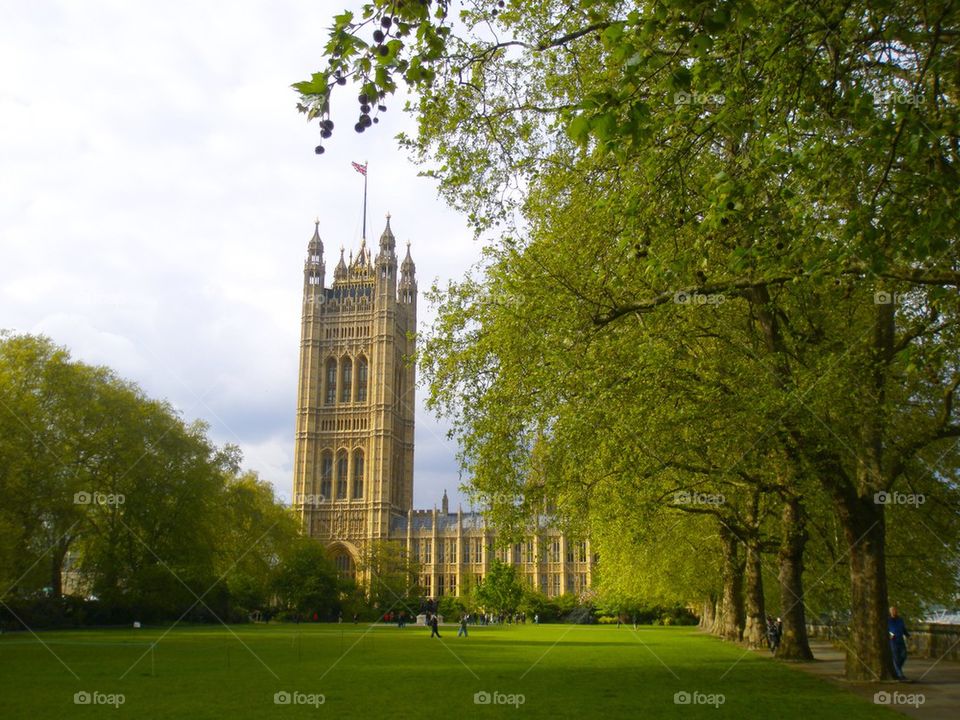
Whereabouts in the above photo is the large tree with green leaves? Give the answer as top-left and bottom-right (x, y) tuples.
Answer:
(474, 559), (525, 614)
(0, 333), (308, 625)
(298, 0), (960, 680)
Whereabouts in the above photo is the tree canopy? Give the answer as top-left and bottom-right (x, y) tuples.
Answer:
(0, 333), (343, 627)
(297, 0), (960, 680)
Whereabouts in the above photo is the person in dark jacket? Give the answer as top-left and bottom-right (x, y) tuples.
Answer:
(430, 614), (442, 638)
(888, 606), (911, 680)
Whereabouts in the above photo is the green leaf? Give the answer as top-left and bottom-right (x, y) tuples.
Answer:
(690, 35), (713, 56)
(567, 114), (591, 144)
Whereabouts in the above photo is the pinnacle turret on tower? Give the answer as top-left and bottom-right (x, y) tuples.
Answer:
(399, 239), (417, 305)
(304, 219), (326, 291)
(375, 214), (398, 299)
(334, 247), (348, 280)
(401, 240), (416, 276)
(378, 213), (396, 256)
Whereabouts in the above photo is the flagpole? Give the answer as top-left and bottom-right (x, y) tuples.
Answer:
(362, 161), (368, 240)
(352, 160), (369, 240)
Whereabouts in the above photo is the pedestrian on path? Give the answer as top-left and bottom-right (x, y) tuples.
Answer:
(888, 606), (911, 680)
(430, 614), (442, 638)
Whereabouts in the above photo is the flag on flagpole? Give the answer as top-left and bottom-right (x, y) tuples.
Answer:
(351, 161), (367, 176)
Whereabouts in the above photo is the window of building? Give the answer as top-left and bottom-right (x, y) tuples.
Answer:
(552, 574), (561, 596)
(424, 540), (432, 564)
(340, 357), (352, 402)
(333, 553), (354, 581)
(437, 541), (445, 564)
(566, 544), (574, 563)
(462, 541), (470, 564)
(579, 573), (587, 589)
(449, 540), (457, 564)
(336, 451), (348, 499)
(475, 539), (483, 563)
(320, 451), (333, 500)
(449, 574), (457, 596)
(421, 575), (431, 596)
(437, 574), (445, 596)
(355, 356), (368, 402)
(550, 540), (560, 563)
(525, 541), (533, 564)
(578, 542), (587, 563)
(351, 450), (364, 498)
(324, 359), (337, 405)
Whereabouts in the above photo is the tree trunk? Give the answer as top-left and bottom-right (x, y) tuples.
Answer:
(835, 301), (894, 681)
(743, 538), (766, 648)
(50, 551), (63, 599)
(718, 524), (744, 641)
(776, 495), (814, 660)
(49, 535), (71, 599)
(841, 495), (893, 681)
(700, 596), (716, 630)
(742, 488), (767, 648)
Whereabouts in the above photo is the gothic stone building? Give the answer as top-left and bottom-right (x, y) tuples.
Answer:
(292, 217), (595, 599)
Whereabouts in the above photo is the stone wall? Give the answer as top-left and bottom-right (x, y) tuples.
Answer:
(806, 623), (960, 661)
(906, 623), (960, 661)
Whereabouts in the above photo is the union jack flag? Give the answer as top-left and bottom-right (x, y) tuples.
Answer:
(351, 161), (367, 176)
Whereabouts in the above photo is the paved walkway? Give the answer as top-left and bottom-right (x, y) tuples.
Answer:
(759, 640), (960, 719)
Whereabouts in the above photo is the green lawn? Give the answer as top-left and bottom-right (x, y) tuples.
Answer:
(0, 624), (900, 719)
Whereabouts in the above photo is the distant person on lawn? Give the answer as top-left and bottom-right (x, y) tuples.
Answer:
(430, 614), (442, 638)
(766, 615), (782, 654)
(458, 615), (469, 637)
(888, 606), (911, 680)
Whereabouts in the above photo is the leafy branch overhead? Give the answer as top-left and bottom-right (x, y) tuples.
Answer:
(293, 0), (463, 153)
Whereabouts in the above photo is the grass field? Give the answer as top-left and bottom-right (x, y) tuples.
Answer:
(0, 623), (901, 719)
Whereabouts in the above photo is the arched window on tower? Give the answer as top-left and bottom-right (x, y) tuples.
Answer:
(352, 450), (364, 499)
(324, 358), (337, 405)
(355, 356), (368, 402)
(336, 450), (348, 499)
(340, 357), (353, 403)
(320, 451), (333, 500)
(333, 551), (355, 581)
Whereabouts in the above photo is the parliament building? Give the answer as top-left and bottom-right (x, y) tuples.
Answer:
(292, 217), (595, 599)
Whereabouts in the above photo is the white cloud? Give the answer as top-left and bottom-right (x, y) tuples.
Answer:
(0, 0), (480, 509)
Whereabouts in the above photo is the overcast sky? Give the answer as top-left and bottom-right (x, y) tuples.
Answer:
(0, 0), (480, 509)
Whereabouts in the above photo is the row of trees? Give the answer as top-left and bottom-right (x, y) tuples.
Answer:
(300, 0), (960, 679)
(0, 334), (677, 630)
(0, 333), (346, 626)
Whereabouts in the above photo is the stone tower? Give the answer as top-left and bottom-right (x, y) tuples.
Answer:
(292, 216), (417, 576)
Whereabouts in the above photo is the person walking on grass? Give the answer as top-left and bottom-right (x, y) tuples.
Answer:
(888, 606), (911, 680)
(458, 615), (469, 638)
(430, 614), (442, 639)
(767, 616), (782, 654)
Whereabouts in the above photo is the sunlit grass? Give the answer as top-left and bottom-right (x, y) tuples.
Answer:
(0, 624), (899, 718)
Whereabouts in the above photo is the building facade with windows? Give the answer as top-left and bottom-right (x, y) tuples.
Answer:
(292, 217), (594, 598)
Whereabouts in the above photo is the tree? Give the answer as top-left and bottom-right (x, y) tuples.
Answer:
(474, 560), (524, 615)
(273, 538), (341, 619)
(300, 0), (960, 680)
(360, 540), (422, 617)
(0, 333), (304, 626)
(214, 470), (300, 619)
